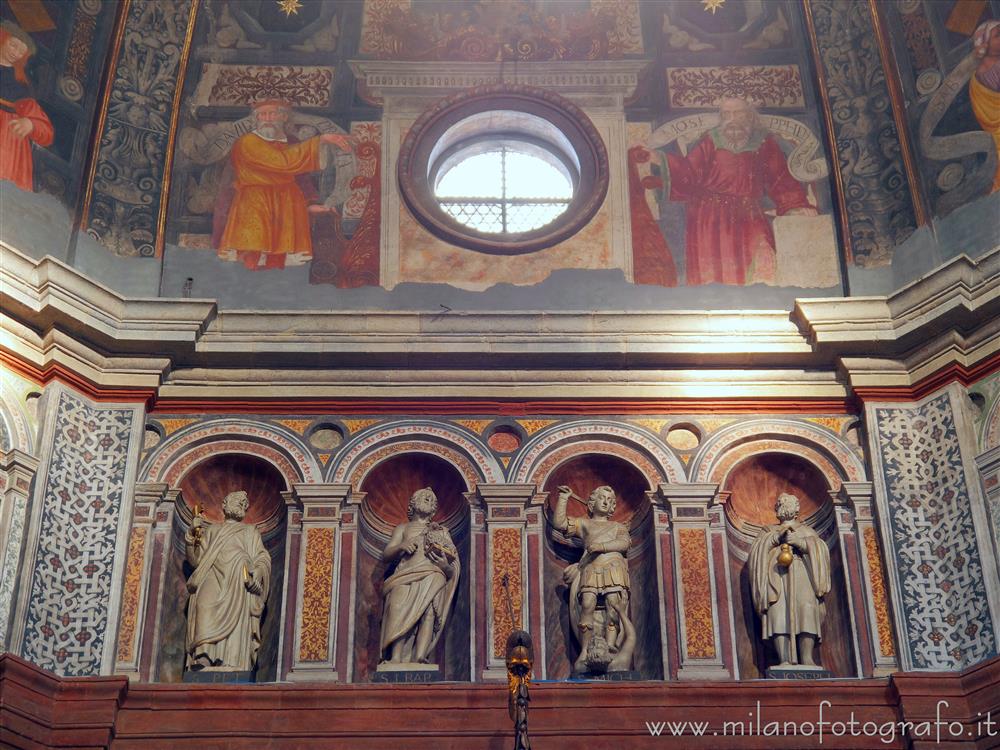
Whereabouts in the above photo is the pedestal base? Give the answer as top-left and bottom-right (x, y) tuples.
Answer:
(677, 664), (731, 681)
(373, 663), (441, 683)
(182, 669), (254, 683)
(571, 670), (641, 681)
(766, 665), (832, 680)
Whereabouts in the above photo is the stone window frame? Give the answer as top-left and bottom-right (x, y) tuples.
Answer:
(397, 83), (609, 255)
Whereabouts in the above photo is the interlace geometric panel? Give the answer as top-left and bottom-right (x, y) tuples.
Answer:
(873, 393), (997, 669)
(21, 391), (136, 675)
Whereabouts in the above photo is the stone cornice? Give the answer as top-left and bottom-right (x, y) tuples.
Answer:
(1, 244), (997, 402)
(349, 59), (650, 104)
(0, 243), (216, 350)
(793, 248), (999, 352)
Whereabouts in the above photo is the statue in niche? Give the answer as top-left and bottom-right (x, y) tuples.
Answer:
(184, 490), (271, 673)
(379, 487), (460, 667)
(551, 485), (635, 675)
(748, 492), (831, 672)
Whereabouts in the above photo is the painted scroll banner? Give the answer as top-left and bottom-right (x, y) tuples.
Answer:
(646, 113), (829, 184)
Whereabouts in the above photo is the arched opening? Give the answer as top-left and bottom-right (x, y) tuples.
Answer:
(540, 453), (662, 679)
(353, 452), (471, 682)
(724, 452), (856, 678)
(155, 454), (288, 682)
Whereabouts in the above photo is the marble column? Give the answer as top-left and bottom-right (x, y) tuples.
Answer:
(115, 482), (179, 680)
(977, 446), (1000, 579)
(475, 484), (543, 680)
(648, 495), (676, 679)
(283, 483), (355, 682)
(835, 481), (897, 677)
(655, 483), (733, 680)
(0, 450), (38, 648)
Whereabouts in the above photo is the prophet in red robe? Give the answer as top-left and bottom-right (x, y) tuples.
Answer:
(661, 128), (814, 286)
(0, 29), (54, 192)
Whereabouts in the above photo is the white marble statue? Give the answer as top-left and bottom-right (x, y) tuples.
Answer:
(748, 492), (831, 669)
(184, 490), (270, 672)
(552, 485), (635, 674)
(379, 487), (460, 666)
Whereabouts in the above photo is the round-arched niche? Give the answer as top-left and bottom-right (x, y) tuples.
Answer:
(539, 453), (662, 681)
(723, 452), (856, 680)
(541, 453), (648, 526)
(156, 453), (288, 684)
(178, 453), (287, 530)
(354, 452), (471, 683)
(723, 452), (828, 530)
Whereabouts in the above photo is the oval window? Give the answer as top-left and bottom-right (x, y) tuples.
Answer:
(397, 84), (608, 255)
(434, 139), (575, 234)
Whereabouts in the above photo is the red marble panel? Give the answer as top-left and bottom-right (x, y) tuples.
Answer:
(335, 530), (354, 678)
(5, 652), (998, 749)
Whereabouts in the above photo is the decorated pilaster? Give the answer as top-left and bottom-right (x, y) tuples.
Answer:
(655, 483), (732, 680)
(866, 383), (1000, 670)
(0, 450), (39, 648)
(475, 484), (542, 680)
(284, 483), (355, 682)
(115, 482), (179, 680)
(10, 385), (144, 676)
(835, 482), (897, 677)
(707, 495), (738, 679)
(648, 495), (677, 679)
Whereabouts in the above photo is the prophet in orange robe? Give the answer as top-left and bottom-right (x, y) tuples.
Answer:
(216, 132), (322, 270)
(970, 21), (1000, 193)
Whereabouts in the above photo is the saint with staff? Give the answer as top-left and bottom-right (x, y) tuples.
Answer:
(184, 490), (271, 674)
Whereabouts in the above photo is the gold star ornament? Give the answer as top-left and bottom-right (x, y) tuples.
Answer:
(277, 0), (303, 17)
(702, 0), (726, 14)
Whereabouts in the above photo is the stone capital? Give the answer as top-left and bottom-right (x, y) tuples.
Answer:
(287, 483), (354, 524)
(131, 483), (180, 528)
(475, 483), (538, 524)
(1, 449), (39, 488)
(835, 481), (874, 504)
(654, 483), (720, 522)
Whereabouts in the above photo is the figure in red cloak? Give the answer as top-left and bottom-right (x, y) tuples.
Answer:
(0, 24), (54, 192)
(657, 98), (816, 286)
